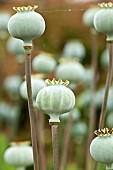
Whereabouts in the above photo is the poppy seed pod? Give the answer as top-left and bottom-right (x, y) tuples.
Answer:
(56, 60), (85, 84)
(7, 37), (24, 56)
(0, 12), (11, 31)
(83, 7), (99, 29)
(90, 128), (113, 165)
(100, 48), (109, 68)
(71, 122), (88, 144)
(60, 108), (81, 122)
(8, 6), (45, 46)
(4, 141), (33, 168)
(94, 3), (113, 41)
(36, 78), (75, 123)
(20, 75), (46, 100)
(62, 40), (86, 61)
(3, 75), (22, 100)
(32, 52), (56, 74)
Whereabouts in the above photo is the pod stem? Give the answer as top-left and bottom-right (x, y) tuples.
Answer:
(99, 42), (113, 129)
(85, 31), (98, 170)
(59, 114), (73, 170)
(106, 163), (113, 170)
(24, 46), (39, 170)
(34, 107), (46, 170)
(50, 122), (59, 170)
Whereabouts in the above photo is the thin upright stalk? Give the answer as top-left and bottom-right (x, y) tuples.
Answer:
(59, 114), (73, 170)
(85, 31), (98, 170)
(50, 122), (59, 170)
(24, 46), (39, 170)
(34, 107), (46, 170)
(99, 42), (113, 128)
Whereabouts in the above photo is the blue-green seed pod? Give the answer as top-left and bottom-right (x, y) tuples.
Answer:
(7, 37), (24, 55)
(3, 75), (22, 100)
(32, 52), (56, 74)
(94, 3), (113, 41)
(90, 128), (113, 164)
(60, 108), (81, 122)
(36, 78), (75, 123)
(56, 60), (85, 84)
(7, 37), (24, 63)
(8, 6), (45, 46)
(62, 40), (86, 61)
(0, 12), (11, 39)
(4, 141), (33, 168)
(83, 6), (99, 29)
(20, 75), (46, 100)
(0, 12), (11, 31)
(71, 121), (88, 144)
(100, 48), (109, 68)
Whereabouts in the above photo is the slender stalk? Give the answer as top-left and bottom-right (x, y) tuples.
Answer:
(50, 122), (59, 170)
(99, 42), (113, 129)
(59, 114), (73, 170)
(24, 46), (39, 170)
(34, 107), (46, 170)
(85, 30), (98, 170)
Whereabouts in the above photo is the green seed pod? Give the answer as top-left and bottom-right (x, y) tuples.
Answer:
(83, 6), (99, 29)
(83, 68), (93, 86)
(3, 75), (22, 100)
(7, 37), (24, 55)
(7, 37), (24, 63)
(94, 3), (113, 41)
(60, 108), (81, 122)
(62, 40), (86, 61)
(36, 78), (75, 123)
(0, 12), (11, 31)
(100, 48), (109, 68)
(4, 141), (33, 168)
(71, 122), (88, 137)
(56, 60), (85, 84)
(90, 128), (113, 164)
(32, 52), (56, 74)
(8, 6), (45, 46)
(20, 74), (46, 100)
(0, 12), (11, 39)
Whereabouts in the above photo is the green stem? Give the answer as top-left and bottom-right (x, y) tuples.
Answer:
(99, 42), (113, 129)
(24, 46), (39, 170)
(85, 31), (98, 170)
(59, 114), (73, 170)
(50, 122), (59, 170)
